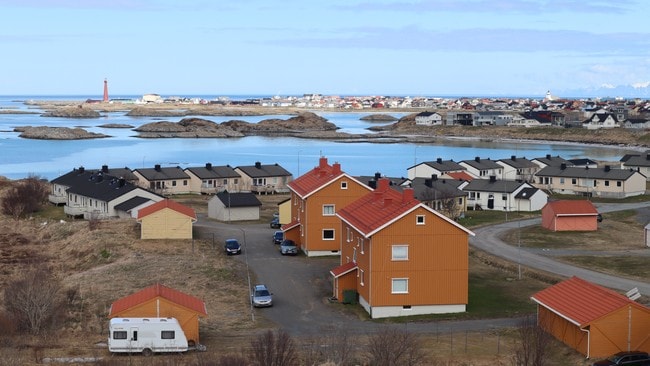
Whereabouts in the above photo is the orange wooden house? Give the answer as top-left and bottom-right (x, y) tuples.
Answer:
(332, 178), (475, 319)
(541, 200), (599, 232)
(531, 276), (650, 359)
(108, 283), (208, 345)
(284, 156), (372, 257)
(136, 199), (197, 239)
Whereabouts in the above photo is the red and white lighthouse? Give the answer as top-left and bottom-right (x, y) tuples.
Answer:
(103, 78), (109, 102)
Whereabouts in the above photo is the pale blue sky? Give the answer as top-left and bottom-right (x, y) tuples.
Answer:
(1, 0), (649, 97)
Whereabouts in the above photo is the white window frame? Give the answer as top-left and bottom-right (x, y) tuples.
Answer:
(323, 204), (335, 216)
(341, 181), (348, 189)
(416, 215), (425, 225)
(392, 278), (409, 294)
(323, 229), (335, 240)
(391, 245), (409, 261)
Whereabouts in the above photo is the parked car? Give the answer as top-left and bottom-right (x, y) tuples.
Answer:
(273, 230), (284, 244)
(251, 284), (273, 307)
(280, 239), (298, 255)
(270, 217), (281, 228)
(592, 351), (650, 366)
(224, 239), (241, 255)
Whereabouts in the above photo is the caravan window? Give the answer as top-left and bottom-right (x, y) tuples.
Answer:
(161, 330), (176, 339)
(113, 331), (127, 340)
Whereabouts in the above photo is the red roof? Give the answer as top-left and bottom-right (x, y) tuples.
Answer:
(336, 178), (420, 236)
(288, 156), (346, 198)
(137, 199), (197, 220)
(109, 283), (207, 317)
(445, 171), (474, 181)
(330, 261), (358, 278)
(531, 276), (640, 326)
(545, 200), (598, 216)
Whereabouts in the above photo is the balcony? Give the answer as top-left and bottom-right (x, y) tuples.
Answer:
(64, 205), (86, 217)
(48, 194), (67, 205)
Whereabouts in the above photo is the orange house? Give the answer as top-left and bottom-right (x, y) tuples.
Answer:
(531, 276), (650, 359)
(332, 178), (475, 319)
(108, 283), (208, 346)
(284, 156), (372, 257)
(541, 200), (599, 232)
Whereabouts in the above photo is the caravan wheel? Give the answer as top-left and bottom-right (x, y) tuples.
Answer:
(142, 348), (153, 357)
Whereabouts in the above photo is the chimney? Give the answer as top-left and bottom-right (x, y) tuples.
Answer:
(78, 166), (85, 173)
(546, 154), (551, 160)
(206, 163), (212, 170)
(475, 156), (480, 162)
(511, 155), (516, 161)
(374, 172), (381, 180)
(604, 165), (611, 172)
(378, 178), (390, 191)
(155, 164), (161, 171)
(368, 180), (376, 189)
(255, 161), (262, 169)
(319, 156), (328, 169)
(489, 175), (496, 182)
(102, 165), (108, 173)
(118, 178), (125, 187)
(437, 157), (442, 163)
(560, 163), (566, 170)
(332, 162), (341, 175)
(402, 188), (414, 203)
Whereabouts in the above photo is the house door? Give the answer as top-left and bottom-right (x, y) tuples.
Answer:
(487, 195), (494, 209)
(129, 327), (139, 350)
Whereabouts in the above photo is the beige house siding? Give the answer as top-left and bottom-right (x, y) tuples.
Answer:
(133, 171), (192, 196)
(535, 172), (646, 198)
(207, 200), (260, 221)
(185, 171), (241, 194)
(139, 207), (194, 239)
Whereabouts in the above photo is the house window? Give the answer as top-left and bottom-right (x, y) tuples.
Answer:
(161, 331), (175, 340)
(183, 180), (188, 186)
(172, 181), (177, 187)
(458, 198), (463, 205)
(604, 180), (610, 187)
(223, 179), (228, 185)
(323, 229), (335, 240)
(253, 178), (267, 186)
(112, 331), (127, 340)
(323, 204), (335, 216)
(392, 278), (409, 294)
(392, 245), (408, 261)
(572, 178), (577, 185)
(559, 178), (564, 184)
(502, 194), (507, 201)
(416, 215), (425, 225)
(360, 269), (365, 286)
(341, 181), (348, 189)
(234, 178), (239, 184)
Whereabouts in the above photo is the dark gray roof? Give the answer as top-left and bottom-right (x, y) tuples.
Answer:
(568, 158), (598, 166)
(410, 159), (465, 172)
(532, 155), (573, 167)
(215, 192), (262, 207)
(134, 165), (190, 181)
(65, 172), (153, 202)
(355, 174), (406, 189)
(51, 166), (136, 185)
(621, 153), (650, 167)
(236, 162), (292, 178)
(114, 196), (154, 212)
(515, 187), (539, 199)
(185, 164), (240, 179)
(497, 156), (537, 169)
(463, 178), (528, 194)
(460, 157), (501, 170)
(536, 166), (639, 180)
(409, 177), (466, 200)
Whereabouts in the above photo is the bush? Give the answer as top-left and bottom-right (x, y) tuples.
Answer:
(1, 177), (49, 219)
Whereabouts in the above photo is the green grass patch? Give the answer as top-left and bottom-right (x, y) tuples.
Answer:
(560, 256), (650, 280)
(458, 210), (535, 228)
(33, 204), (67, 221)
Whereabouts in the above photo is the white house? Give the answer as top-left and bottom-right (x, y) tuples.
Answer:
(415, 111), (443, 126)
(207, 192), (262, 221)
(462, 177), (546, 212)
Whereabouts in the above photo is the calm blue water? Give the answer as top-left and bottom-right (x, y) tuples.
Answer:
(0, 95), (639, 180)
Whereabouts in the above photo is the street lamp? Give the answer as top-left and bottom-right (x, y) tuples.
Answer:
(517, 191), (527, 280)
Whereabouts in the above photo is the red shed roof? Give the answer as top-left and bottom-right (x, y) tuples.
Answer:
(544, 200), (598, 216)
(109, 283), (207, 317)
(137, 199), (197, 220)
(288, 156), (361, 198)
(330, 261), (358, 278)
(531, 276), (640, 326)
(446, 171), (474, 181)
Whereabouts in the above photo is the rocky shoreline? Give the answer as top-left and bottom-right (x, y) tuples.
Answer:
(6, 100), (650, 150)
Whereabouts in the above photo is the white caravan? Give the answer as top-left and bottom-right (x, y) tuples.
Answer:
(108, 317), (188, 356)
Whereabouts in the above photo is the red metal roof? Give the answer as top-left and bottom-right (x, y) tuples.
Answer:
(446, 171), (474, 181)
(544, 200), (598, 216)
(336, 178), (420, 236)
(281, 219), (300, 231)
(109, 283), (207, 317)
(137, 199), (197, 220)
(330, 261), (358, 278)
(531, 276), (640, 326)
(287, 157), (345, 198)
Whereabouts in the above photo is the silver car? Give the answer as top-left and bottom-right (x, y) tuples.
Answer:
(251, 284), (273, 307)
(280, 239), (298, 255)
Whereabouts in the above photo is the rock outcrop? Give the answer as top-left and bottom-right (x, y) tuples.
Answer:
(359, 114), (398, 122)
(134, 118), (244, 138)
(15, 126), (110, 140)
(41, 106), (100, 118)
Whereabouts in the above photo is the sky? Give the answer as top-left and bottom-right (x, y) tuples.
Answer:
(1, 0), (650, 97)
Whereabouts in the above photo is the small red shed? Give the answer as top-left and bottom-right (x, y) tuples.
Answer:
(541, 200), (599, 232)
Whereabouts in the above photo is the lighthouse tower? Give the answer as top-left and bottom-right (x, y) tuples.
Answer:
(103, 78), (109, 102)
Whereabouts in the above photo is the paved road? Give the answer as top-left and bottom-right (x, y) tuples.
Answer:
(470, 201), (650, 296)
(195, 201), (650, 336)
